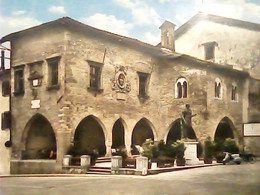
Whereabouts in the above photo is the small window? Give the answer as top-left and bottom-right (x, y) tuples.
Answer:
(215, 78), (222, 98)
(175, 78), (188, 99)
(90, 65), (101, 89)
(2, 81), (10, 96)
(231, 85), (237, 101)
(14, 67), (24, 95)
(47, 57), (60, 87)
(88, 60), (103, 92)
(1, 111), (11, 130)
(202, 42), (218, 61)
(138, 72), (149, 97)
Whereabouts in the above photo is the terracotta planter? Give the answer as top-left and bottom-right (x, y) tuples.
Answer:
(215, 153), (225, 163)
(204, 158), (213, 164)
(157, 156), (174, 168)
(176, 158), (186, 166)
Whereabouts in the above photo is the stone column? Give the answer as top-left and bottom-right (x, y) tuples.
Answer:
(106, 141), (112, 157)
(136, 157), (148, 175)
(125, 129), (132, 156)
(81, 155), (91, 168)
(56, 131), (71, 164)
(63, 155), (72, 166)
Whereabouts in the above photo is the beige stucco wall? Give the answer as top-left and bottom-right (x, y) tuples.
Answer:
(8, 24), (250, 173)
(0, 75), (11, 174)
(175, 20), (260, 70)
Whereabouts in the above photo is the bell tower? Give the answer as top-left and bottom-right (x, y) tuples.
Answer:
(159, 20), (176, 51)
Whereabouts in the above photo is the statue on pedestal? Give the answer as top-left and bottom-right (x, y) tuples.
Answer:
(181, 104), (196, 140)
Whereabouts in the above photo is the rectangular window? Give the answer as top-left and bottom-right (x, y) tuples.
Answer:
(1, 111), (11, 130)
(14, 67), (24, 95)
(88, 60), (103, 92)
(205, 45), (215, 60)
(47, 57), (60, 87)
(203, 42), (217, 61)
(138, 72), (149, 97)
(90, 65), (101, 89)
(2, 81), (10, 96)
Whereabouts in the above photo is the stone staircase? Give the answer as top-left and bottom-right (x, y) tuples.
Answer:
(86, 157), (111, 175)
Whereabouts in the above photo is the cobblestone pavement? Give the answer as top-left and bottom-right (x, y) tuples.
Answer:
(0, 161), (260, 195)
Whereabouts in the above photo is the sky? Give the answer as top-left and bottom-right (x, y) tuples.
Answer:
(0, 0), (260, 45)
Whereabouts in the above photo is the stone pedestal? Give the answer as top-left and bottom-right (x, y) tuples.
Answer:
(111, 156), (122, 171)
(63, 155), (72, 166)
(136, 157), (148, 175)
(184, 141), (200, 165)
(80, 155), (91, 167)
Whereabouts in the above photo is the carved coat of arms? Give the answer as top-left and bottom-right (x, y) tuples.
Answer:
(112, 66), (131, 93)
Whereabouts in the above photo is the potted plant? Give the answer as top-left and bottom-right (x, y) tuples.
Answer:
(141, 139), (154, 169)
(204, 137), (214, 164)
(214, 139), (225, 163)
(174, 140), (186, 166)
(152, 140), (175, 168)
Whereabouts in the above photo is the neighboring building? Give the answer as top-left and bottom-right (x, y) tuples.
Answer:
(174, 12), (260, 72)
(0, 16), (254, 174)
(0, 68), (11, 174)
(169, 12), (260, 155)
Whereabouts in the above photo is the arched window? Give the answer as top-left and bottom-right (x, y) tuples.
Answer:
(231, 84), (237, 101)
(215, 78), (222, 98)
(175, 78), (188, 98)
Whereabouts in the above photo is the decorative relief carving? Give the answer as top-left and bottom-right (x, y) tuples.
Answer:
(112, 66), (131, 93)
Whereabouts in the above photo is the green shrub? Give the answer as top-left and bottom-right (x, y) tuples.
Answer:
(173, 140), (185, 160)
(141, 139), (154, 160)
(204, 137), (214, 159)
(224, 138), (239, 154)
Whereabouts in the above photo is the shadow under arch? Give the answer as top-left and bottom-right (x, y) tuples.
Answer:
(166, 118), (202, 158)
(73, 115), (107, 156)
(131, 118), (156, 147)
(214, 117), (236, 141)
(21, 113), (57, 159)
(166, 118), (197, 143)
(112, 118), (127, 149)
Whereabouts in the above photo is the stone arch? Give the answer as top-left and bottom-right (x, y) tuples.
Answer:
(73, 115), (107, 156)
(131, 118), (156, 146)
(112, 118), (127, 149)
(214, 117), (236, 141)
(165, 118), (197, 143)
(21, 113), (57, 159)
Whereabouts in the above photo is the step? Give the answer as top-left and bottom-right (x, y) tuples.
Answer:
(91, 166), (110, 170)
(88, 169), (111, 173)
(86, 171), (111, 175)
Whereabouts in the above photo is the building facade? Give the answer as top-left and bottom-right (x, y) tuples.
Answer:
(0, 16), (253, 174)
(0, 68), (11, 174)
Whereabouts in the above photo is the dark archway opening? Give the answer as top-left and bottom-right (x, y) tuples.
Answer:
(131, 119), (154, 154)
(214, 117), (235, 141)
(74, 116), (106, 156)
(166, 119), (197, 143)
(166, 119), (201, 157)
(23, 115), (56, 159)
(112, 119), (125, 149)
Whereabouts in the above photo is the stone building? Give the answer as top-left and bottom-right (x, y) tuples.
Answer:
(0, 16), (253, 173)
(0, 67), (11, 174)
(164, 12), (260, 155)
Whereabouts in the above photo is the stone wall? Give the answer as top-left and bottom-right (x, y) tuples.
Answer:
(175, 20), (260, 70)
(9, 25), (249, 173)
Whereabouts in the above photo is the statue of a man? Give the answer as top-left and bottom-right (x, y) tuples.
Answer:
(181, 104), (196, 140)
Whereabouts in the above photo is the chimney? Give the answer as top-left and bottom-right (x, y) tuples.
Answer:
(159, 20), (176, 51)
